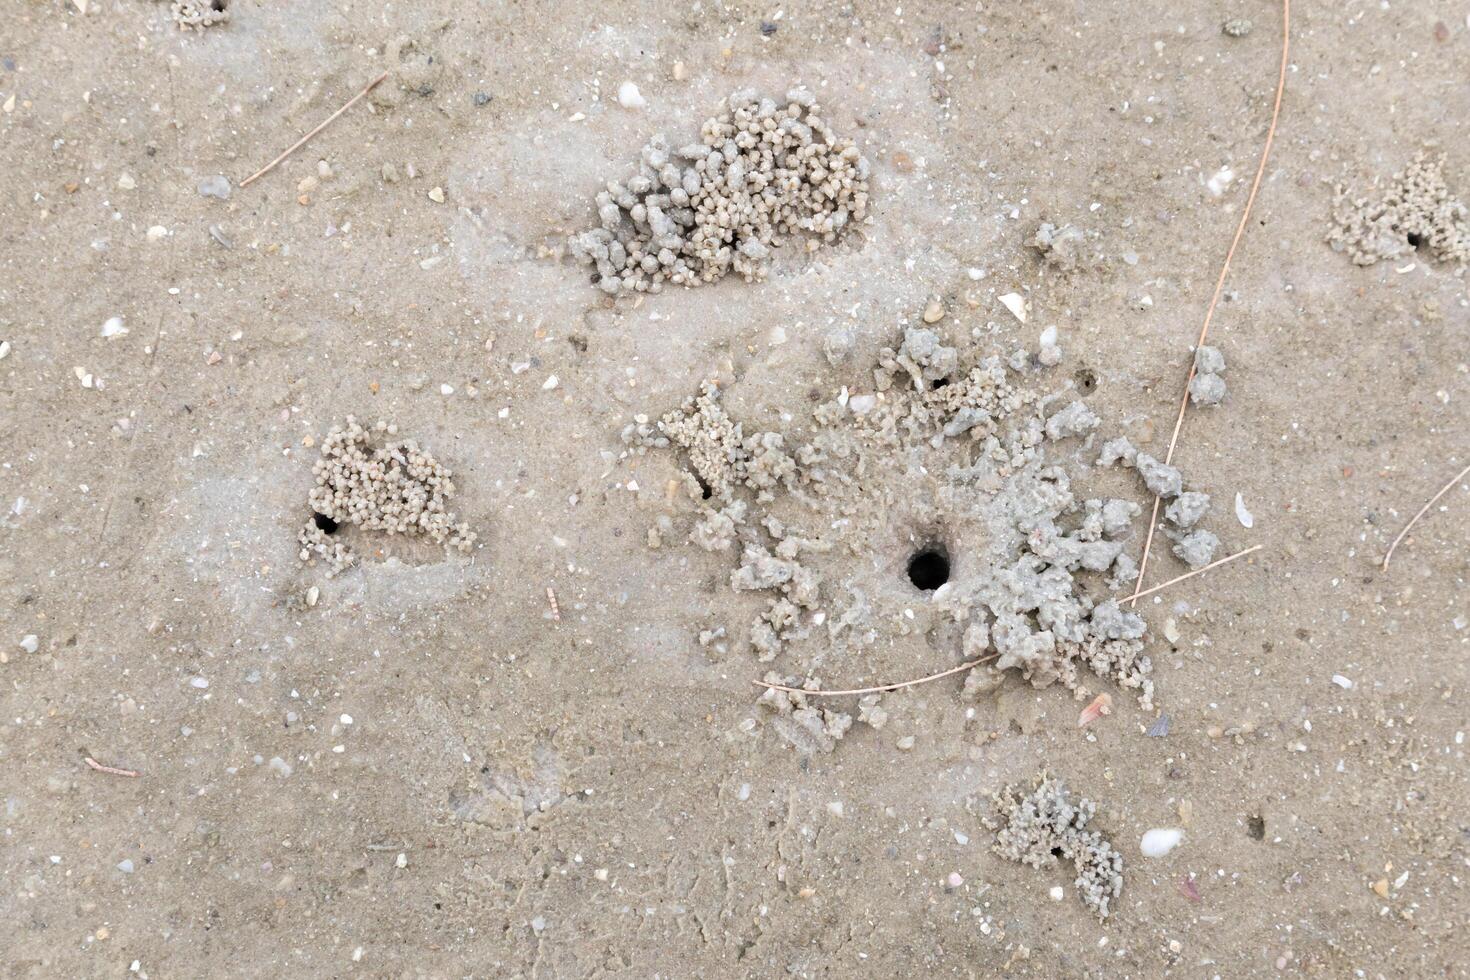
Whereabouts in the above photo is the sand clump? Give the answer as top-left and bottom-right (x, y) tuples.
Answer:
(1188, 345), (1227, 407)
(625, 323), (1237, 752)
(159, 0), (230, 30)
(297, 417), (476, 577)
(988, 773), (1124, 919)
(571, 89), (871, 295)
(1329, 154), (1470, 267)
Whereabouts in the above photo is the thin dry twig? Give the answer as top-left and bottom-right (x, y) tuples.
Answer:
(1382, 461), (1470, 570)
(83, 756), (139, 778)
(1130, 0), (1290, 604)
(753, 547), (1264, 699)
(752, 654), (1000, 698)
(1127, 544), (1262, 601)
(240, 71), (390, 188)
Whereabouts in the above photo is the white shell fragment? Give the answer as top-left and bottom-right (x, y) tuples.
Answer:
(998, 292), (1028, 324)
(1234, 492), (1254, 528)
(101, 316), (128, 339)
(617, 81), (646, 109)
(1140, 828), (1183, 857)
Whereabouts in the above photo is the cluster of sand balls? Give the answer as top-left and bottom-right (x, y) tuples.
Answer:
(297, 417), (476, 576)
(570, 88), (871, 295)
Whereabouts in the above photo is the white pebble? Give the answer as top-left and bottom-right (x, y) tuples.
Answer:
(1049, 885), (1065, 901)
(268, 756), (293, 777)
(189, 677), (209, 689)
(617, 81), (647, 109)
(848, 394), (877, 415)
(395, 852), (408, 869)
(100, 316), (128, 339)
(947, 872), (964, 888)
(19, 634), (39, 654)
(146, 225), (168, 241)
(440, 383), (454, 396)
(1207, 165), (1236, 197)
(998, 292), (1028, 324)
(1140, 828), (1183, 857)
(1234, 492), (1254, 528)
(542, 375), (559, 390)
(340, 713), (353, 725)
(1331, 674), (1354, 689)
(0, 340), (10, 360)
(117, 859), (135, 874)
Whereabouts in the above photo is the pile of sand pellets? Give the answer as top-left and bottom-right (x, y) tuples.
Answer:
(1329, 154), (1470, 267)
(988, 773), (1124, 919)
(297, 417), (476, 577)
(571, 89), (871, 295)
(158, 0), (230, 30)
(624, 323), (1234, 753)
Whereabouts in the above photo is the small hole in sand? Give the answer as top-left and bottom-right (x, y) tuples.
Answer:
(313, 512), (340, 535)
(907, 546), (950, 591)
(930, 377), (950, 390)
(1075, 368), (1098, 395)
(211, 0), (227, 9)
(1406, 232), (1425, 250)
(1246, 814), (1265, 840)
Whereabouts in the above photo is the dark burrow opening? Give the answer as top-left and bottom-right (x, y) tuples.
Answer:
(1406, 232), (1425, 250)
(313, 512), (339, 535)
(907, 546), (950, 591)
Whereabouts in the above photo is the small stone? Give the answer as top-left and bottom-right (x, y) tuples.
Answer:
(196, 175), (231, 200)
(472, 91), (492, 107)
(998, 292), (1027, 324)
(297, 175), (319, 195)
(1140, 828), (1183, 857)
(922, 298), (946, 323)
(0, 340), (10, 360)
(317, 160), (333, 180)
(306, 586), (319, 607)
(1049, 886), (1064, 901)
(1331, 674), (1354, 690)
(117, 173), (137, 190)
(100, 316), (128, 339)
(1371, 878), (1389, 898)
(116, 859), (134, 874)
(396, 852), (408, 869)
(381, 163), (399, 183)
(672, 61), (687, 81)
(428, 186), (445, 203)
(145, 225), (168, 241)
(19, 634), (39, 654)
(542, 375), (559, 390)
(896, 735), (916, 751)
(1223, 17), (1253, 37)
(617, 81), (646, 109)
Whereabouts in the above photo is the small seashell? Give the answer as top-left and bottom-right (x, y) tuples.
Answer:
(1141, 828), (1184, 857)
(1234, 492), (1254, 528)
(1078, 692), (1112, 727)
(998, 292), (1028, 323)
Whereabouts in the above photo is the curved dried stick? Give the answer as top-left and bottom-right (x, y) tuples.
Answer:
(241, 71), (390, 188)
(1382, 461), (1470, 570)
(752, 654), (999, 699)
(1130, 0), (1290, 604)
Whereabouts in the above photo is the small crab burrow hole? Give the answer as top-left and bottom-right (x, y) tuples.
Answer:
(907, 545), (951, 591)
(312, 512), (340, 535)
